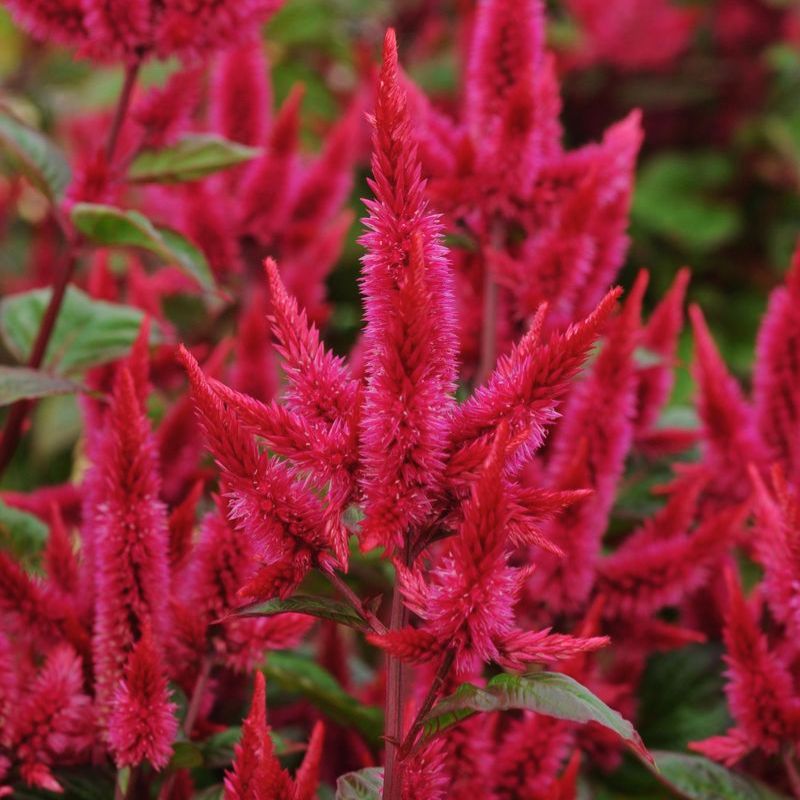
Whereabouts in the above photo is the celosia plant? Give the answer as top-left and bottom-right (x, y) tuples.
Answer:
(1, 0), (800, 798)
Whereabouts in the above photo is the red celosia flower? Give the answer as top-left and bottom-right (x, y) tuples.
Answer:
(8, 645), (93, 792)
(754, 243), (800, 486)
(224, 672), (324, 800)
(690, 304), (767, 508)
(92, 365), (170, 719)
(107, 625), (178, 769)
(564, 0), (699, 71)
(690, 568), (800, 763)
(531, 272), (647, 613)
(370, 429), (608, 672)
(358, 29), (458, 551)
(750, 468), (800, 644)
(3, 0), (285, 61)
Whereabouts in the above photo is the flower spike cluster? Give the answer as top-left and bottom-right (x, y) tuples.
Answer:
(224, 672), (324, 800)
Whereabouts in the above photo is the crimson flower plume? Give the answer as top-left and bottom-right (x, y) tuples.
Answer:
(92, 365), (170, 721)
(358, 28), (459, 551)
(107, 625), (177, 769)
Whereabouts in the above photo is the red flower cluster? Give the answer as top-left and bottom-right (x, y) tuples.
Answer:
(0, 0), (799, 797)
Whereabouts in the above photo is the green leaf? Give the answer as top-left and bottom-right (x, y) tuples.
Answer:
(169, 740), (204, 769)
(0, 499), (48, 563)
(637, 645), (729, 751)
(0, 286), (157, 375)
(335, 767), (384, 800)
(230, 595), (368, 630)
(651, 751), (789, 800)
(0, 365), (81, 406)
(0, 107), (71, 201)
(71, 203), (215, 293)
(422, 671), (651, 764)
(128, 133), (261, 183)
(633, 153), (741, 253)
(263, 652), (383, 744)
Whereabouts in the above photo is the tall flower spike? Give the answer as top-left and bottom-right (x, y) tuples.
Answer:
(466, 0), (544, 144)
(635, 267), (690, 435)
(449, 286), (620, 480)
(690, 568), (800, 762)
(10, 645), (93, 793)
(107, 625), (178, 769)
(753, 243), (800, 485)
(92, 365), (170, 720)
(749, 468), (800, 643)
(690, 305), (766, 506)
(224, 672), (322, 800)
(358, 29), (458, 551)
(533, 273), (646, 613)
(180, 346), (339, 593)
(210, 40), (271, 148)
(264, 258), (358, 427)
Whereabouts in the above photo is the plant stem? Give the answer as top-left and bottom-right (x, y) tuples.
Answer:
(325, 567), (388, 635)
(0, 249), (77, 476)
(158, 655), (213, 800)
(107, 60), (141, 164)
(383, 545), (411, 800)
(399, 647), (455, 758)
(0, 59), (141, 480)
(183, 655), (213, 738)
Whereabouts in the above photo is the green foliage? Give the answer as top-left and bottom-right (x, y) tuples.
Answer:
(0, 106), (71, 201)
(230, 594), (369, 630)
(0, 498), (48, 564)
(70, 203), (216, 293)
(262, 651), (384, 744)
(422, 671), (650, 764)
(637, 645), (730, 751)
(633, 153), (742, 253)
(128, 134), (261, 184)
(0, 365), (80, 406)
(0, 286), (156, 375)
(335, 767), (383, 799)
(651, 752), (790, 800)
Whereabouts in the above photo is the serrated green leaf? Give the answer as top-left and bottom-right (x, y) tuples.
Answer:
(128, 133), (260, 183)
(652, 751), (789, 799)
(0, 365), (81, 406)
(263, 652), (383, 744)
(0, 107), (71, 201)
(71, 203), (215, 293)
(422, 671), (651, 764)
(0, 286), (157, 375)
(335, 767), (384, 799)
(230, 594), (368, 630)
(0, 499), (48, 563)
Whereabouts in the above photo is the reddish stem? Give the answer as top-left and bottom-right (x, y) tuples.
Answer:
(383, 546), (411, 800)
(106, 60), (141, 164)
(399, 647), (455, 758)
(0, 60), (140, 480)
(325, 567), (388, 635)
(0, 250), (77, 475)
